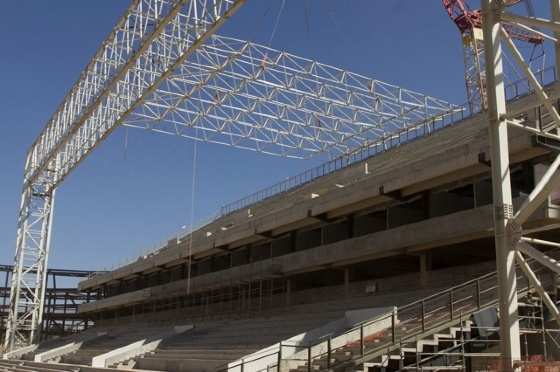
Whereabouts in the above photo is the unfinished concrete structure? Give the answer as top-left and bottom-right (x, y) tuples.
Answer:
(6, 1), (560, 371)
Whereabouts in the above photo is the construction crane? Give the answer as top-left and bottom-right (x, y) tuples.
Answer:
(442, 0), (543, 113)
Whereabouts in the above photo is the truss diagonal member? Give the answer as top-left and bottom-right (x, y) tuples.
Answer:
(513, 152), (560, 226)
(518, 240), (560, 274)
(499, 26), (560, 130)
(125, 35), (458, 158)
(514, 250), (560, 327)
(501, 12), (560, 34)
(506, 119), (560, 142)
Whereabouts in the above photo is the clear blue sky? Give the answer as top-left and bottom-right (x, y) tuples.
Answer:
(0, 1), (541, 271)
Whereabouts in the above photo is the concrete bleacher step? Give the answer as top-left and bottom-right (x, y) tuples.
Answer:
(132, 308), (346, 371)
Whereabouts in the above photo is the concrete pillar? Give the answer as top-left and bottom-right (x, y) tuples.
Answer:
(347, 215), (354, 239)
(286, 279), (291, 306)
(344, 268), (350, 300)
(419, 252), (432, 288)
(259, 280), (263, 312)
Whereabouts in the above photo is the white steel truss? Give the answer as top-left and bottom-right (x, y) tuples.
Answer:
(481, 0), (560, 368)
(6, 0), (458, 350)
(6, 0), (245, 350)
(123, 35), (458, 158)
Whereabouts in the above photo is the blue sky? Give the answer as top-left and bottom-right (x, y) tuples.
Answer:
(0, 1), (531, 271)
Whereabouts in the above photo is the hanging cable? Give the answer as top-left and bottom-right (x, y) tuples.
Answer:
(304, 0), (311, 33)
(123, 127), (129, 161)
(267, 0), (286, 47)
(186, 130), (198, 295)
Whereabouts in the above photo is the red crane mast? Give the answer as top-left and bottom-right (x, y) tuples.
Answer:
(443, 0), (542, 113)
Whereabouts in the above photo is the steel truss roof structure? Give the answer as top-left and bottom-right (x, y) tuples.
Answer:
(124, 34), (458, 157)
(6, 0), (456, 349)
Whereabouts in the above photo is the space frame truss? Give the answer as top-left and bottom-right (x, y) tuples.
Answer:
(123, 34), (458, 158)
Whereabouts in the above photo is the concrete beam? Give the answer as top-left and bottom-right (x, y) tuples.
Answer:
(518, 240), (560, 274)
(2, 344), (38, 360)
(91, 325), (192, 368)
(33, 331), (107, 363)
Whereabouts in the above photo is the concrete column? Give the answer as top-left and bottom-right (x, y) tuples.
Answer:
(344, 268), (350, 300)
(419, 252), (432, 288)
(482, 0), (521, 366)
(424, 191), (432, 219)
(347, 215), (354, 239)
(259, 280), (263, 312)
(286, 279), (291, 306)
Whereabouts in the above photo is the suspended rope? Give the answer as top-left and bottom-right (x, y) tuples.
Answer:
(123, 127), (129, 161)
(304, 0), (311, 33)
(186, 130), (198, 295)
(267, 0), (286, 47)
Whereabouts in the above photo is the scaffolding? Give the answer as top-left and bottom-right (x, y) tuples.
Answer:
(0, 265), (98, 343)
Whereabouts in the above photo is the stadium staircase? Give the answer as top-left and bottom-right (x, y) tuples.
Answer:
(131, 287), (450, 371)
(222, 249), (560, 372)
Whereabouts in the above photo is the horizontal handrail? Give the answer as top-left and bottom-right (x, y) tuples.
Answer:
(216, 348), (280, 372)
(400, 271), (496, 311)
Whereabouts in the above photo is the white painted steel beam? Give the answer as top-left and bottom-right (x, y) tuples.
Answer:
(500, 27), (560, 130)
(481, 0), (521, 365)
(515, 251), (560, 327)
(501, 12), (560, 34)
(518, 240), (560, 275)
(513, 152), (560, 226)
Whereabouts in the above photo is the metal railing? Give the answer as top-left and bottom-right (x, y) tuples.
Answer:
(219, 66), (557, 217)
(218, 247), (559, 372)
(278, 248), (559, 372)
